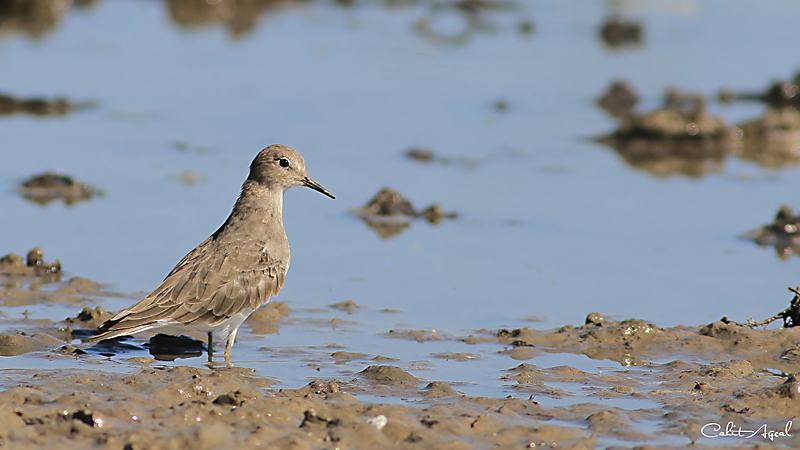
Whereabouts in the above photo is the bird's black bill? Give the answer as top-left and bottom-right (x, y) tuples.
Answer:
(303, 176), (335, 199)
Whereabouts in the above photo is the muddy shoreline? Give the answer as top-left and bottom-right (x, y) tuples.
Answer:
(3, 276), (800, 448)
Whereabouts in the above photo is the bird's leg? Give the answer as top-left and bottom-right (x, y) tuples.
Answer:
(224, 329), (238, 363)
(207, 332), (214, 362)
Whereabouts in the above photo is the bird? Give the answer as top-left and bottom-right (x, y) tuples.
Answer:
(89, 144), (335, 361)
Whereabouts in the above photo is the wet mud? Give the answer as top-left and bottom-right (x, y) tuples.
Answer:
(17, 172), (102, 207)
(3, 271), (800, 448)
(1, 261), (800, 448)
(353, 188), (457, 239)
(4, 298), (800, 448)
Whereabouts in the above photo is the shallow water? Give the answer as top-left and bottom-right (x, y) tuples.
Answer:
(2, 0), (800, 447)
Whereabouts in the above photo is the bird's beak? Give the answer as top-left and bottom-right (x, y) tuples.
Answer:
(303, 176), (335, 199)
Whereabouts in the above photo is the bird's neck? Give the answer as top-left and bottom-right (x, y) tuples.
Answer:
(216, 180), (286, 243)
(237, 180), (284, 222)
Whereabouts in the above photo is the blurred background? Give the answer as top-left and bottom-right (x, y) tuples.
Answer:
(1, 0), (800, 348)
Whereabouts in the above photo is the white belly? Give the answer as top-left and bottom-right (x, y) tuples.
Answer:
(151, 306), (256, 342)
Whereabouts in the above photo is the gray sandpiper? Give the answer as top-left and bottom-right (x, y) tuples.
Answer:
(88, 144), (335, 361)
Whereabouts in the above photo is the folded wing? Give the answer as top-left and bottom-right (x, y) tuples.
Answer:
(90, 238), (285, 341)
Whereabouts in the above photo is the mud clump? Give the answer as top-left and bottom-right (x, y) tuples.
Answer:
(596, 80), (638, 118)
(385, 328), (440, 343)
(405, 147), (436, 163)
(596, 87), (730, 178)
(599, 16), (643, 48)
(280, 380), (342, 398)
(404, 147), (481, 169)
(329, 300), (361, 314)
(360, 365), (419, 386)
(741, 206), (800, 259)
(423, 381), (459, 398)
(0, 92), (85, 116)
(63, 306), (112, 330)
(0, 247), (61, 279)
(354, 187), (457, 239)
(18, 172), (102, 206)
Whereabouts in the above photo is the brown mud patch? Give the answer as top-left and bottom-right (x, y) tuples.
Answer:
(596, 79), (639, 118)
(599, 15), (643, 48)
(17, 172), (102, 206)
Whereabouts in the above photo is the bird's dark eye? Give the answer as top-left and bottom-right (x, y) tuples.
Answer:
(278, 157), (290, 168)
